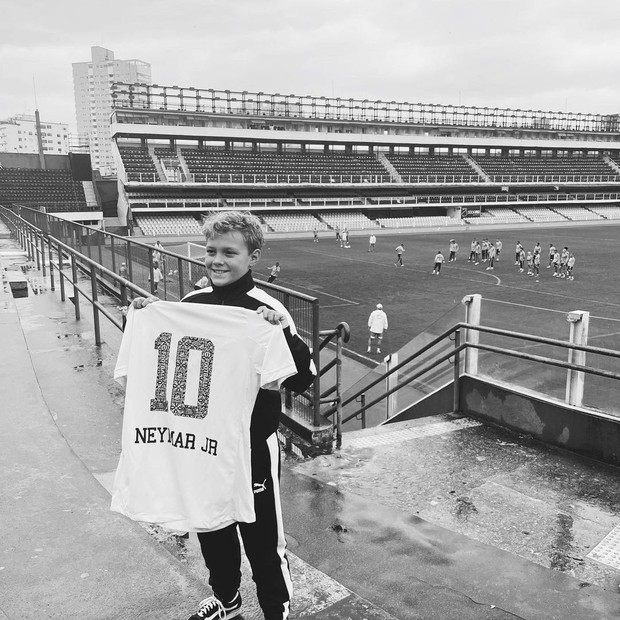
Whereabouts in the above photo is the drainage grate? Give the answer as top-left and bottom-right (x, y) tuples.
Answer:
(344, 417), (483, 450)
(588, 524), (620, 571)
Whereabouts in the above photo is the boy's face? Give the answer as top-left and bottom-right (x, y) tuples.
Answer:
(205, 231), (260, 287)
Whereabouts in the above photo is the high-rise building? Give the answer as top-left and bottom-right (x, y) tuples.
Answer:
(72, 46), (151, 176)
(0, 114), (70, 155)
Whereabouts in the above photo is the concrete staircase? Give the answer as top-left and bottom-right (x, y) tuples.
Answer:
(146, 144), (167, 182)
(377, 152), (402, 182)
(81, 181), (99, 208)
(463, 154), (490, 181)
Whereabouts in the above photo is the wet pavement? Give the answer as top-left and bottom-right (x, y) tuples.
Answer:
(2, 226), (620, 619)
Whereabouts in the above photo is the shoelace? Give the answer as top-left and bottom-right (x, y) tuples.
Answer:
(196, 597), (225, 619)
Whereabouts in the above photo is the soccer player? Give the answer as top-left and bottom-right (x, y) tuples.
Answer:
(127, 211), (315, 620)
(395, 243), (405, 267)
(533, 251), (541, 278)
(432, 250), (445, 274)
(518, 248), (526, 272)
(547, 243), (556, 268)
(368, 234), (377, 252)
(448, 239), (459, 262)
(552, 249), (561, 276)
(495, 239), (502, 261)
(313, 228), (319, 242)
(566, 253), (576, 280)
(526, 251), (534, 276)
(559, 246), (569, 278)
(469, 238), (477, 262)
(267, 262), (280, 283)
(486, 244), (496, 270)
(474, 240), (482, 265)
(515, 241), (523, 265)
(367, 303), (388, 354)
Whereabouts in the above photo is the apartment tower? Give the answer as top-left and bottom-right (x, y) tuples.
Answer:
(72, 46), (151, 176)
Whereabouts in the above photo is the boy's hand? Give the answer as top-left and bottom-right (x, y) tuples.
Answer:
(131, 296), (159, 309)
(256, 306), (289, 328)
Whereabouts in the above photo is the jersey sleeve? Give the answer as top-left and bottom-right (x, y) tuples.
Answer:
(114, 305), (137, 388)
(253, 322), (298, 390)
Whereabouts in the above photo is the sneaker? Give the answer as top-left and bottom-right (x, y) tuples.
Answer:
(546, 265), (551, 268)
(188, 593), (242, 620)
(367, 347), (371, 353)
(377, 349), (381, 353)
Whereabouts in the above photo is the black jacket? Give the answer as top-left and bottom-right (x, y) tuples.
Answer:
(182, 270), (315, 443)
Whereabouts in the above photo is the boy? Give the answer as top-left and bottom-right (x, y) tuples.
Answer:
(126, 211), (315, 620)
(151, 260), (163, 294)
(495, 239), (502, 261)
(526, 251), (534, 276)
(518, 247), (526, 272)
(267, 261), (280, 283)
(559, 246), (570, 278)
(367, 303), (388, 354)
(432, 250), (445, 274)
(552, 249), (561, 276)
(395, 243), (405, 267)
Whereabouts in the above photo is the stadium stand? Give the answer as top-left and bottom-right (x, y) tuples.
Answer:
(317, 211), (379, 230)
(551, 206), (603, 221)
(376, 215), (454, 228)
(180, 148), (391, 183)
(0, 168), (88, 211)
(133, 214), (203, 236)
(118, 146), (159, 182)
(588, 205), (620, 219)
(473, 156), (619, 182)
(482, 207), (531, 224)
(513, 206), (568, 222)
(386, 154), (479, 182)
(260, 213), (328, 232)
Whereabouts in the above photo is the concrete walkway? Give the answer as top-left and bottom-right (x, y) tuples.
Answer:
(1, 230), (620, 620)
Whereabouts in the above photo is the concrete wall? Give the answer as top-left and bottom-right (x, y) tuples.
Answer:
(460, 375), (620, 467)
(0, 152), (71, 170)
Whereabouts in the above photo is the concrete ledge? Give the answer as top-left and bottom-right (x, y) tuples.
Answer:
(461, 374), (620, 466)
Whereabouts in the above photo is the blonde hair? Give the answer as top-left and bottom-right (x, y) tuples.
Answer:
(202, 211), (264, 252)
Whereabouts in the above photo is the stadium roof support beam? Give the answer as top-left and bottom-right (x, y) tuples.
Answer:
(111, 83), (620, 134)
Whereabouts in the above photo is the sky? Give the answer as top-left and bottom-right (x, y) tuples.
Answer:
(2, 0), (620, 132)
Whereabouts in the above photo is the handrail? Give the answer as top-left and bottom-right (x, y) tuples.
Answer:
(337, 321), (620, 425)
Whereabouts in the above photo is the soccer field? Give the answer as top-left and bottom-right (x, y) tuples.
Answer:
(252, 224), (620, 356)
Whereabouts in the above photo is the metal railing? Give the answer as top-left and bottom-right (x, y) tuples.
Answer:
(1, 205), (337, 438)
(329, 321), (620, 426)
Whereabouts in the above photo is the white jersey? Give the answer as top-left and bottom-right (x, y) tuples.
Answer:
(111, 301), (297, 532)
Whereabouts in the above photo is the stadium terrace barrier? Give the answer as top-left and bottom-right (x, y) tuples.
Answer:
(322, 301), (620, 464)
(1, 205), (341, 448)
(125, 172), (620, 185)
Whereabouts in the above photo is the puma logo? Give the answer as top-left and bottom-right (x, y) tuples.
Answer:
(253, 479), (268, 494)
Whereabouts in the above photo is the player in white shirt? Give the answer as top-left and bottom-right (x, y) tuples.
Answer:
(123, 212), (315, 620)
(367, 303), (388, 354)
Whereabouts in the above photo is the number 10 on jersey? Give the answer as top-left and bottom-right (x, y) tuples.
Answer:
(150, 332), (215, 419)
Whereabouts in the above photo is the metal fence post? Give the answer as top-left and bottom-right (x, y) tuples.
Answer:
(71, 254), (81, 321)
(453, 328), (461, 414)
(386, 353), (399, 419)
(312, 299), (322, 427)
(90, 267), (101, 346)
(462, 293), (481, 375)
(58, 242), (65, 302)
(335, 327), (343, 449)
(566, 311), (590, 407)
(48, 235), (55, 291)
